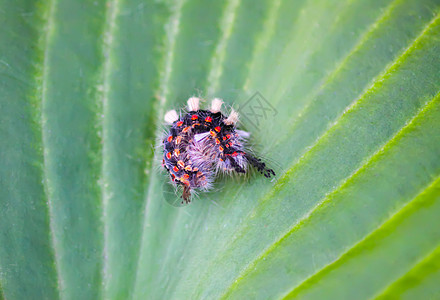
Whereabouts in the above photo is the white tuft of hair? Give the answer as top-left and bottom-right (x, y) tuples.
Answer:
(164, 109), (179, 124)
(236, 130), (250, 139)
(224, 109), (239, 125)
(210, 98), (223, 113)
(187, 97), (200, 111)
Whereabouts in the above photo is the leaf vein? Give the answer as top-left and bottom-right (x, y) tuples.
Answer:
(207, 0), (241, 96)
(221, 88), (440, 299)
(132, 0), (186, 295)
(283, 174), (440, 299)
(193, 10), (440, 298)
(100, 0), (120, 296)
(39, 0), (63, 297)
(372, 243), (440, 299)
(271, 0), (431, 152)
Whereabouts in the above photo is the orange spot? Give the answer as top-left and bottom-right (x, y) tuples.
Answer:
(215, 138), (220, 145)
(196, 171), (203, 178)
(174, 149), (180, 156)
(182, 173), (190, 180)
(192, 123), (200, 128)
(191, 114), (198, 120)
(166, 152), (172, 159)
(223, 136), (227, 141)
(175, 136), (182, 144)
(173, 166), (179, 172)
(167, 135), (173, 142)
(177, 160), (185, 168)
(215, 126), (221, 132)
(219, 146), (224, 152)
(185, 165), (192, 171)
(210, 130), (216, 137)
(182, 126), (190, 133)
(176, 121), (183, 126)
(225, 144), (229, 148)
(193, 167), (199, 172)
(220, 158), (224, 162)
(226, 134), (231, 139)
(205, 116), (212, 122)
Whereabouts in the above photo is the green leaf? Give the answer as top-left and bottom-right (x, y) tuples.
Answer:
(0, 0), (439, 299)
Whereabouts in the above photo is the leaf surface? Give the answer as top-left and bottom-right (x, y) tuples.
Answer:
(0, 0), (439, 299)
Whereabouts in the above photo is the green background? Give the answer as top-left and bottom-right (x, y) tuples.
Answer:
(0, 0), (439, 299)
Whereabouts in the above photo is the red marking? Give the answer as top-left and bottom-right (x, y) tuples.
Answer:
(191, 114), (198, 120)
(219, 146), (224, 152)
(182, 126), (190, 133)
(192, 123), (200, 128)
(167, 135), (173, 142)
(176, 121), (183, 126)
(185, 165), (192, 171)
(210, 130), (216, 137)
(205, 116), (212, 122)
(166, 152), (172, 159)
(175, 136), (182, 144)
(226, 134), (231, 139)
(196, 172), (203, 178)
(232, 151), (238, 157)
(162, 159), (165, 166)
(177, 160), (185, 168)
(173, 166), (179, 172)
(225, 144), (229, 148)
(171, 173), (175, 181)
(193, 167), (199, 172)
(215, 126), (221, 132)
(223, 136), (227, 141)
(182, 173), (190, 180)
(174, 149), (180, 156)
(215, 138), (220, 145)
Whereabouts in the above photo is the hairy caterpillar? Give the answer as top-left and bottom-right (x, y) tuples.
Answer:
(162, 97), (275, 204)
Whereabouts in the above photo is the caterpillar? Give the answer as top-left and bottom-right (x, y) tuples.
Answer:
(162, 97), (275, 204)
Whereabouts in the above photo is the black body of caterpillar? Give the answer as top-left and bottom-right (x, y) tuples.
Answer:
(162, 97), (275, 204)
